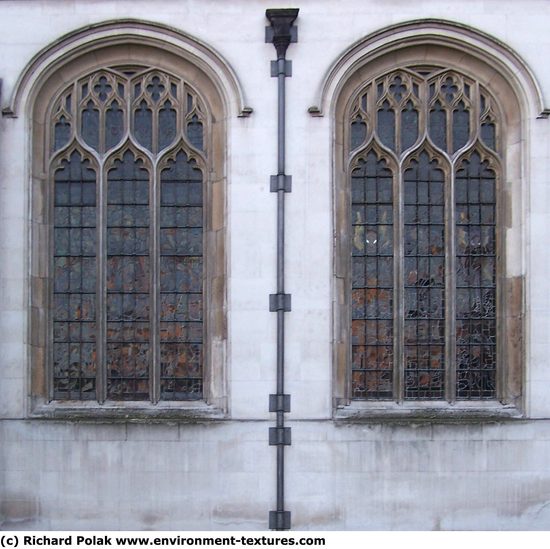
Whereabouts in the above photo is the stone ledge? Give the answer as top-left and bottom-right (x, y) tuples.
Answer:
(334, 402), (524, 424)
(29, 401), (227, 423)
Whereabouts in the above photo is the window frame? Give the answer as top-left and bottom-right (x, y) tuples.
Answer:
(332, 44), (524, 420)
(29, 42), (228, 419)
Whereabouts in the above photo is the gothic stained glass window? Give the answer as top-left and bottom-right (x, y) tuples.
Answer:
(349, 68), (500, 401)
(49, 67), (208, 402)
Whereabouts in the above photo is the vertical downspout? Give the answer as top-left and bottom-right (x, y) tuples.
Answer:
(265, 8), (298, 532)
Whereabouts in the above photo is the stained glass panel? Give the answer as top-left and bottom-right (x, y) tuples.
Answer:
(429, 101), (446, 151)
(187, 115), (204, 151)
(53, 151), (97, 399)
(403, 152), (445, 399)
(105, 100), (124, 150)
(455, 152), (497, 399)
(159, 101), (177, 150)
(452, 102), (470, 153)
(160, 151), (204, 399)
(81, 101), (100, 151)
(351, 150), (394, 399)
(481, 121), (496, 150)
(351, 116), (367, 150)
(106, 151), (150, 400)
(401, 101), (418, 152)
(377, 101), (395, 151)
(54, 116), (71, 151)
(134, 101), (153, 152)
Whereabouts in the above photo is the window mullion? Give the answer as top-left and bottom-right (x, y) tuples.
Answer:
(97, 165), (107, 404)
(47, 163), (55, 402)
(445, 163), (457, 403)
(394, 164), (404, 403)
(151, 163), (160, 404)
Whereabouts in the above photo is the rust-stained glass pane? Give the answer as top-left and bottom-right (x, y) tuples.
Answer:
(106, 150), (150, 400)
(160, 151), (203, 399)
(403, 152), (445, 399)
(351, 150), (394, 399)
(455, 152), (496, 399)
(53, 151), (97, 399)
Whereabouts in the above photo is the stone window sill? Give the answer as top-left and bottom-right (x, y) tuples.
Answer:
(334, 400), (524, 423)
(30, 400), (226, 422)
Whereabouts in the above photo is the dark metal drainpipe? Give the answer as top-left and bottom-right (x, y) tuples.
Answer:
(266, 8), (298, 532)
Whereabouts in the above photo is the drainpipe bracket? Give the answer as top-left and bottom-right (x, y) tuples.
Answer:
(270, 174), (292, 193)
(270, 60), (292, 77)
(269, 293), (291, 312)
(269, 394), (291, 412)
(269, 426), (291, 446)
(269, 510), (291, 531)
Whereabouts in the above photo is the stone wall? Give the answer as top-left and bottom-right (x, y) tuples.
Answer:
(1, 0), (550, 530)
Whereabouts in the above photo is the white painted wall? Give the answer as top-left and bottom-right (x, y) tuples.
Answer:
(1, 0), (550, 530)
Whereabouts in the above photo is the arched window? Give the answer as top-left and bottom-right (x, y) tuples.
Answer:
(25, 27), (240, 414)
(51, 67), (207, 402)
(328, 27), (532, 415)
(349, 67), (499, 401)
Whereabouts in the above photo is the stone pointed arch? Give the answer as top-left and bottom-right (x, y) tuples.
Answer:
(4, 19), (252, 120)
(310, 19), (547, 121)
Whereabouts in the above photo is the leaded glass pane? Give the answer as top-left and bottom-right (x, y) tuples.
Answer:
(106, 151), (150, 400)
(105, 100), (124, 150)
(401, 101), (418, 152)
(452, 102), (470, 153)
(54, 116), (71, 151)
(429, 101), (446, 151)
(159, 151), (204, 400)
(134, 101), (153, 151)
(455, 152), (497, 399)
(81, 101), (100, 151)
(351, 150), (394, 399)
(351, 116), (367, 150)
(481, 121), (496, 150)
(187, 115), (204, 150)
(53, 151), (97, 399)
(377, 101), (395, 151)
(159, 100), (177, 150)
(403, 152), (445, 399)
